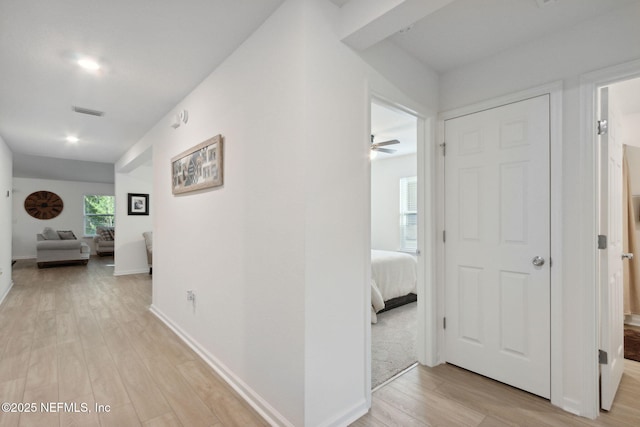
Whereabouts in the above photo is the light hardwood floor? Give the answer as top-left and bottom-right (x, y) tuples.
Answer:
(0, 258), (268, 427)
(3, 258), (639, 427)
(354, 346), (640, 426)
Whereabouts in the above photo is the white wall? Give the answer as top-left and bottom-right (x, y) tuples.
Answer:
(12, 178), (114, 258)
(439, 1), (640, 417)
(622, 112), (640, 148)
(371, 154), (416, 250)
(117, 0), (439, 425)
(0, 137), (12, 304)
(114, 164), (153, 275)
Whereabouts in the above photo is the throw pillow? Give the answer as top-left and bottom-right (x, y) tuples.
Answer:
(99, 228), (113, 241)
(42, 227), (60, 240)
(57, 230), (77, 240)
(108, 228), (115, 239)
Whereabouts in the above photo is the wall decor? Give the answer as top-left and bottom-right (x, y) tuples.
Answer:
(171, 134), (223, 195)
(24, 191), (64, 220)
(127, 193), (149, 215)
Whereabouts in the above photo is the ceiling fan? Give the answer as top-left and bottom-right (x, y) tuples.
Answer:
(370, 135), (399, 154)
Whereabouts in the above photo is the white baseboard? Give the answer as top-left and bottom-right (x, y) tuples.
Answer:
(316, 398), (368, 427)
(0, 280), (14, 306)
(11, 255), (34, 260)
(149, 305), (293, 427)
(625, 314), (640, 327)
(113, 268), (149, 276)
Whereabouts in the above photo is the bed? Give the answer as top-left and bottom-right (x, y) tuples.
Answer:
(371, 249), (417, 323)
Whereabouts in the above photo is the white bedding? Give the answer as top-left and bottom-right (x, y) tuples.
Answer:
(370, 250), (417, 322)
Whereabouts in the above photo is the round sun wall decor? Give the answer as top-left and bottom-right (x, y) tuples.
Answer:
(24, 191), (64, 220)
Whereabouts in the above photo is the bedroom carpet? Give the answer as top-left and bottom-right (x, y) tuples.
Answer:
(625, 328), (640, 362)
(371, 301), (417, 389)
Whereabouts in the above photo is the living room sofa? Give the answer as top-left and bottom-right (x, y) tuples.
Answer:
(94, 226), (115, 256)
(36, 227), (90, 268)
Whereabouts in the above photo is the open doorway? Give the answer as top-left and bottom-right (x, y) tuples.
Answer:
(369, 99), (420, 389)
(598, 76), (640, 411)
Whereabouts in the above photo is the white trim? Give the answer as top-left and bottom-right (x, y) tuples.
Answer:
(0, 280), (14, 306)
(369, 93), (436, 370)
(11, 255), (35, 260)
(580, 58), (640, 419)
(436, 81), (564, 406)
(315, 399), (368, 427)
(149, 304), (294, 427)
(113, 268), (149, 276)
(625, 314), (640, 327)
(371, 362), (419, 392)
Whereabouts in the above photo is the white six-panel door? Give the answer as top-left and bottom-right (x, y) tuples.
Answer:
(599, 87), (625, 411)
(444, 95), (551, 398)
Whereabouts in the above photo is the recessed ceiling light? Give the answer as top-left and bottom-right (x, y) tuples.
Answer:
(77, 58), (101, 71)
(66, 136), (79, 143)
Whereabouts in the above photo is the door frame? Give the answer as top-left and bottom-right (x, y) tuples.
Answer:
(435, 82), (564, 408)
(579, 58), (640, 418)
(368, 92), (434, 369)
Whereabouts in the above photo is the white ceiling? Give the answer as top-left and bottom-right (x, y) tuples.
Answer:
(369, 0), (638, 73)
(0, 0), (283, 164)
(3, 0), (640, 177)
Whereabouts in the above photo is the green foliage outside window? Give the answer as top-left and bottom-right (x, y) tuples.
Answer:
(84, 195), (115, 235)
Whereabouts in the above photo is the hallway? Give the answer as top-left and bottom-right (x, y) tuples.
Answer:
(0, 258), (266, 427)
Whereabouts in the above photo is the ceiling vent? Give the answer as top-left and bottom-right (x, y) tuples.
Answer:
(71, 106), (105, 117)
(535, 0), (557, 7)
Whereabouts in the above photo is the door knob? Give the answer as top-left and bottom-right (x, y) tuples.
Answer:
(622, 253), (634, 260)
(532, 256), (545, 267)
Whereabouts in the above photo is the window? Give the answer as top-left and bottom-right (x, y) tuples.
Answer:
(83, 195), (115, 236)
(399, 176), (417, 252)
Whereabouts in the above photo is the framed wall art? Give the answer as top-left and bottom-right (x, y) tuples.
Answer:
(128, 193), (149, 215)
(171, 134), (223, 195)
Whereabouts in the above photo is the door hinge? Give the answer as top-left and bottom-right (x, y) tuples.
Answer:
(598, 235), (607, 250)
(599, 349), (608, 365)
(443, 230), (446, 243)
(597, 120), (608, 136)
(443, 317), (446, 330)
(440, 142), (446, 156)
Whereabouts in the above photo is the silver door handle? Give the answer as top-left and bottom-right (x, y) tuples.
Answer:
(532, 256), (545, 267)
(622, 253), (634, 260)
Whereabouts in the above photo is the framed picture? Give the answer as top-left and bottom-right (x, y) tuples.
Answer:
(171, 134), (224, 195)
(128, 193), (149, 215)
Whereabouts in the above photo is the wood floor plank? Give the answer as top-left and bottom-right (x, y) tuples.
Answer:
(378, 381), (485, 427)
(368, 396), (427, 427)
(142, 412), (183, 427)
(0, 335), (32, 384)
(24, 344), (57, 392)
(176, 359), (268, 427)
(56, 311), (80, 344)
(57, 341), (92, 401)
(110, 349), (171, 422)
(84, 345), (131, 409)
(58, 392), (100, 427)
(19, 384), (58, 427)
(0, 378), (25, 427)
(98, 403), (142, 427)
(142, 356), (220, 427)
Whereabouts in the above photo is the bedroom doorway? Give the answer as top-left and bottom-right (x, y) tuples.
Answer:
(370, 99), (422, 389)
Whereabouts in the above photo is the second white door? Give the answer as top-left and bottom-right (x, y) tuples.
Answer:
(444, 95), (551, 398)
